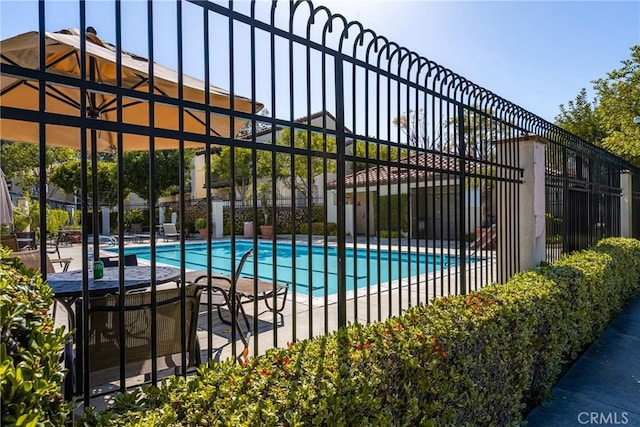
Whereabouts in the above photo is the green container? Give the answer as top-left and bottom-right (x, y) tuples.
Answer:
(93, 261), (104, 279)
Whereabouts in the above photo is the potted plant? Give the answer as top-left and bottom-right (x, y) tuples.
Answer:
(195, 217), (208, 240)
(260, 217), (273, 240)
(257, 182), (274, 239)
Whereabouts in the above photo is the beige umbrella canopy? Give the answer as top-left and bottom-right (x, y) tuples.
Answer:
(0, 28), (262, 151)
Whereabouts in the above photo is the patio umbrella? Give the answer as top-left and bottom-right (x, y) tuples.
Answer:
(0, 168), (12, 226)
(0, 27), (262, 151)
(0, 27), (262, 244)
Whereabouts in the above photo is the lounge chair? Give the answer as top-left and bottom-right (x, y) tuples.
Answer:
(185, 248), (289, 345)
(162, 223), (181, 241)
(128, 223), (151, 243)
(69, 284), (202, 397)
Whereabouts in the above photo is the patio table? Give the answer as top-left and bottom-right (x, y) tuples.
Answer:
(47, 265), (181, 328)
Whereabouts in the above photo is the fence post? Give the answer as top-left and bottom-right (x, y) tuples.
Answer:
(620, 171), (632, 238)
(101, 207), (110, 235)
(212, 201), (224, 238)
(518, 136), (547, 272)
(345, 200), (355, 237)
(496, 135), (546, 283)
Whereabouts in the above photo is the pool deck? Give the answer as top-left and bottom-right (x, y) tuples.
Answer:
(49, 234), (497, 411)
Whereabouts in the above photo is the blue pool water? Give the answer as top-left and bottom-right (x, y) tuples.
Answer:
(121, 241), (458, 298)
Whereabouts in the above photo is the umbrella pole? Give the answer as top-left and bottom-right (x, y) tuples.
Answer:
(90, 128), (100, 256)
(90, 57), (100, 257)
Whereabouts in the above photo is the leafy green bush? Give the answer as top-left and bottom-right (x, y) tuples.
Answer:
(299, 222), (337, 236)
(194, 217), (207, 230)
(0, 247), (72, 426)
(377, 194), (409, 233)
(124, 209), (146, 230)
(12, 202), (69, 236)
(11, 204), (31, 232)
(12, 198), (42, 232)
(73, 209), (82, 227)
(48, 209), (70, 234)
(378, 230), (402, 238)
(89, 238), (640, 426)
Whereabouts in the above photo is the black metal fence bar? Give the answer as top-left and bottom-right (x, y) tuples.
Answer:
(2, 0), (639, 411)
(632, 174), (640, 240)
(544, 137), (628, 262)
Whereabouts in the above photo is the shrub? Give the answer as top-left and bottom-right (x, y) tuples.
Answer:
(73, 209), (82, 227)
(299, 222), (337, 236)
(378, 194), (409, 232)
(378, 229), (402, 238)
(12, 204), (31, 232)
(48, 209), (70, 234)
(194, 217), (207, 230)
(12, 198), (42, 232)
(12, 203), (69, 236)
(88, 238), (640, 426)
(124, 209), (145, 229)
(0, 247), (72, 426)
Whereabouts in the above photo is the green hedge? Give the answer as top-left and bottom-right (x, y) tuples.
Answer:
(377, 194), (409, 233)
(299, 222), (337, 236)
(0, 247), (72, 426)
(88, 238), (640, 426)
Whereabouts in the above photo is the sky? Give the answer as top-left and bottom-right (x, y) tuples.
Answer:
(320, 0), (640, 123)
(1, 0), (638, 126)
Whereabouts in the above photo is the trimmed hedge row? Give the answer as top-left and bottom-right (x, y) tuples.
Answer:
(299, 221), (337, 236)
(0, 247), (72, 426)
(90, 237), (640, 426)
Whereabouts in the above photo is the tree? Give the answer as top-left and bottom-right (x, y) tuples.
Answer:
(0, 141), (76, 196)
(210, 146), (256, 202)
(556, 46), (640, 167)
(264, 129), (338, 202)
(445, 109), (499, 227)
(351, 140), (407, 172)
(123, 149), (195, 204)
(49, 159), (122, 208)
(555, 88), (606, 144)
(593, 45), (640, 166)
(392, 108), (445, 149)
(444, 108), (499, 159)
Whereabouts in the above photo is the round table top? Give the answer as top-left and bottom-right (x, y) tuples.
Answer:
(47, 265), (181, 298)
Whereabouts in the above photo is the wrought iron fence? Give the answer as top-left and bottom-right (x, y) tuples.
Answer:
(1, 0), (638, 411)
(544, 136), (629, 262)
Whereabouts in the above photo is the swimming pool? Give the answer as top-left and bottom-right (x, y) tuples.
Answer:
(121, 241), (458, 298)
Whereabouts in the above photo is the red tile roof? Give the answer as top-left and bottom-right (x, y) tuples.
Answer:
(328, 152), (480, 188)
